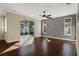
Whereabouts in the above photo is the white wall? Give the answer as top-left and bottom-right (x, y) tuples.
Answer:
(5, 13), (20, 43)
(0, 16), (5, 40)
(34, 20), (41, 37)
(5, 13), (41, 43)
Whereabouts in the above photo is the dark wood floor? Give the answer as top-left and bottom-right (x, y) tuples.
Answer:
(0, 37), (77, 56)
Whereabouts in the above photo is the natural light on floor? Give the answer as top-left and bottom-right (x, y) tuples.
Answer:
(1, 42), (19, 54)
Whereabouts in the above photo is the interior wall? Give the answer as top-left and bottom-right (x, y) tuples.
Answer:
(41, 14), (76, 40)
(5, 13), (20, 43)
(5, 13), (41, 43)
(76, 4), (79, 56)
(34, 20), (41, 37)
(0, 16), (5, 40)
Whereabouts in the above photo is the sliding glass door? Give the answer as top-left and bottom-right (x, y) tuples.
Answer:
(20, 20), (34, 36)
(29, 21), (34, 36)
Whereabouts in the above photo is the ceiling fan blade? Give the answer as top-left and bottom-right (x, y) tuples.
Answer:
(40, 15), (42, 17)
(49, 17), (52, 19)
(46, 16), (52, 19)
(47, 15), (51, 16)
(40, 15), (46, 17)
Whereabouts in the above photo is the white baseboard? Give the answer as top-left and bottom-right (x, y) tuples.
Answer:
(5, 39), (19, 43)
(42, 35), (76, 42)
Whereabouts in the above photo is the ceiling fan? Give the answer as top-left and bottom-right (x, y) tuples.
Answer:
(40, 11), (52, 19)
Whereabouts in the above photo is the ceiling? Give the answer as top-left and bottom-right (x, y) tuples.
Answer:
(0, 3), (77, 20)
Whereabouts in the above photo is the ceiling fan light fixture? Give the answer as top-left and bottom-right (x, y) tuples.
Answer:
(42, 17), (48, 19)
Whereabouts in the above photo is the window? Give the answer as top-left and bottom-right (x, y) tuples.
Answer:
(4, 17), (7, 32)
(42, 22), (47, 34)
(20, 20), (34, 36)
(64, 17), (72, 36)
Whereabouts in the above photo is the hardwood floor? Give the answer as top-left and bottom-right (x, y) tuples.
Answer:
(0, 37), (77, 56)
(0, 40), (18, 54)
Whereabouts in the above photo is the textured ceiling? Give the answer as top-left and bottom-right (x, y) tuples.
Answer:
(0, 3), (77, 20)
